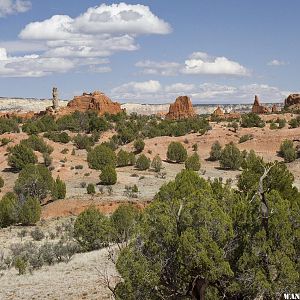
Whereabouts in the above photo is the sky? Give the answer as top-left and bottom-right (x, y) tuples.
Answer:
(0, 0), (299, 104)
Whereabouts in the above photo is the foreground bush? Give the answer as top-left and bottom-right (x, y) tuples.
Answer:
(8, 144), (37, 171)
(185, 153), (201, 171)
(279, 139), (297, 162)
(115, 167), (300, 299)
(100, 165), (117, 185)
(219, 142), (242, 170)
(43, 131), (70, 144)
(74, 207), (110, 251)
(87, 183), (96, 195)
(167, 142), (187, 163)
(87, 145), (116, 170)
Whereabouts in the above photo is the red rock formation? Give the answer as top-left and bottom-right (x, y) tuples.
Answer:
(58, 91), (122, 116)
(271, 104), (279, 113)
(284, 94), (300, 110)
(252, 95), (270, 114)
(165, 96), (196, 120)
(212, 106), (224, 117)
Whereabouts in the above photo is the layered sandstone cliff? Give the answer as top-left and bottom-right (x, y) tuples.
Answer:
(165, 96), (196, 120)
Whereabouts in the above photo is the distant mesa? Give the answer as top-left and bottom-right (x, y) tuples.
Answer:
(252, 95), (270, 114)
(165, 96), (196, 120)
(284, 94), (300, 110)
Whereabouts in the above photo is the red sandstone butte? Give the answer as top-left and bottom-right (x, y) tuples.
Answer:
(252, 95), (270, 114)
(165, 96), (196, 120)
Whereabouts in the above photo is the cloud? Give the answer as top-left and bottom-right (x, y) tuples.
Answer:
(135, 60), (180, 76)
(182, 52), (249, 76)
(111, 80), (286, 103)
(0, 0), (31, 17)
(267, 59), (287, 66)
(136, 52), (249, 77)
(0, 3), (171, 77)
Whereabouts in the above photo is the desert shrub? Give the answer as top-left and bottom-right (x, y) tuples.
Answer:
(7, 144), (38, 171)
(19, 197), (41, 225)
(100, 165), (117, 185)
(75, 165), (83, 170)
(21, 135), (53, 154)
(240, 112), (265, 128)
(88, 114), (109, 132)
(0, 117), (19, 134)
(101, 139), (118, 151)
(0, 176), (4, 189)
(14, 164), (55, 201)
(185, 153), (201, 171)
(73, 207), (110, 251)
(134, 138), (145, 153)
(52, 176), (66, 200)
(228, 121), (239, 132)
(52, 240), (79, 263)
(167, 142), (187, 163)
(0, 192), (18, 228)
(289, 116), (300, 128)
(87, 183), (96, 194)
(14, 256), (27, 275)
(151, 155), (162, 172)
(80, 182), (87, 188)
(269, 121), (278, 130)
(0, 137), (13, 146)
(87, 144), (116, 170)
(117, 149), (135, 167)
(279, 139), (297, 162)
(110, 204), (140, 243)
(209, 141), (222, 161)
(135, 154), (150, 170)
(30, 227), (45, 241)
(44, 131), (70, 144)
(278, 118), (286, 129)
(43, 152), (52, 167)
(219, 142), (242, 170)
(73, 134), (94, 150)
(124, 185), (139, 198)
(22, 116), (57, 135)
(239, 134), (253, 143)
(71, 148), (76, 155)
(192, 143), (198, 151)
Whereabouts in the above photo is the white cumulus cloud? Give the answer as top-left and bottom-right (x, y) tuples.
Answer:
(135, 60), (180, 76)
(0, 0), (31, 17)
(0, 3), (171, 77)
(182, 52), (249, 76)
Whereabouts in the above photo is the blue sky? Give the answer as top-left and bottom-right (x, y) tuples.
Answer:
(0, 0), (299, 103)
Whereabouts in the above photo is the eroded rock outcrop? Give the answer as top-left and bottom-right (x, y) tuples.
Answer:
(252, 95), (270, 114)
(284, 94), (300, 110)
(165, 96), (196, 120)
(212, 106), (224, 117)
(61, 91), (122, 116)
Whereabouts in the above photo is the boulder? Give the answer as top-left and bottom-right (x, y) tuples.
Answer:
(284, 94), (300, 110)
(165, 96), (196, 120)
(65, 91), (122, 116)
(252, 95), (270, 114)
